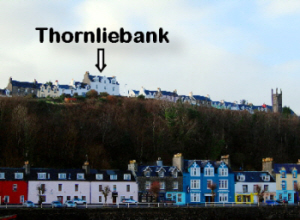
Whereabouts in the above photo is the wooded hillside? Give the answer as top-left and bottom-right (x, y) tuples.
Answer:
(0, 97), (299, 171)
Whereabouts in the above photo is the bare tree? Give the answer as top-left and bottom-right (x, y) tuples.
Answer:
(255, 185), (265, 204)
(101, 185), (111, 204)
(37, 184), (46, 205)
(208, 182), (217, 202)
(149, 181), (160, 202)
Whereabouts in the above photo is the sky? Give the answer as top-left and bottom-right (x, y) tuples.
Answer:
(0, 0), (300, 113)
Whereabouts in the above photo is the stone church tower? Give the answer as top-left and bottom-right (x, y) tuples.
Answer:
(271, 88), (282, 113)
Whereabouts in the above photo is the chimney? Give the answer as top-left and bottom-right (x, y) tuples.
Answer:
(262, 157), (273, 174)
(128, 160), (137, 178)
(82, 160), (90, 175)
(221, 155), (231, 167)
(9, 77), (12, 83)
(156, 157), (163, 166)
(23, 161), (30, 175)
(189, 92), (193, 97)
(297, 159), (300, 165)
(172, 153), (184, 172)
(85, 71), (89, 75)
(33, 79), (37, 84)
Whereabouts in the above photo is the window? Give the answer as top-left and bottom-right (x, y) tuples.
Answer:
(130, 196), (133, 200)
(15, 173), (23, 180)
(219, 193), (228, 202)
(38, 173), (46, 180)
(126, 185), (130, 192)
(77, 173), (84, 180)
(279, 194), (282, 200)
(58, 184), (62, 191)
(204, 167), (214, 176)
(173, 181), (178, 189)
(219, 168), (228, 176)
(190, 193), (200, 202)
(74, 196), (78, 199)
(219, 180), (228, 189)
(172, 171), (178, 178)
(282, 181), (286, 190)
(20, 195), (24, 203)
(243, 185), (248, 193)
(104, 80), (106, 84)
(0, 173), (5, 179)
(41, 88), (44, 92)
(113, 87), (115, 91)
(67, 196), (71, 201)
(96, 174), (103, 180)
(75, 184), (79, 191)
(253, 185), (258, 192)
(160, 182), (165, 189)
(58, 173), (66, 179)
(13, 184), (17, 192)
(293, 170), (297, 178)
(281, 171), (286, 178)
(71, 90), (73, 94)
(191, 180), (200, 189)
(178, 193), (182, 202)
(110, 174), (117, 180)
(264, 185), (269, 192)
(145, 171), (150, 177)
(124, 174), (131, 180)
(190, 167), (200, 176)
(159, 171), (164, 177)
(99, 185), (103, 191)
(82, 196), (86, 201)
(207, 180), (212, 189)
(104, 86), (106, 90)
(113, 185), (117, 191)
(99, 196), (102, 203)
(96, 85), (98, 89)
(146, 181), (151, 189)
(48, 88), (50, 93)
(4, 196), (9, 203)
(288, 193), (292, 201)
(25, 89), (28, 93)
(31, 90), (34, 93)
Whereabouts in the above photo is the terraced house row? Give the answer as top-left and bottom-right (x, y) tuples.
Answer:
(0, 155), (298, 205)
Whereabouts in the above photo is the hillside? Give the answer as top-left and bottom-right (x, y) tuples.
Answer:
(0, 96), (299, 171)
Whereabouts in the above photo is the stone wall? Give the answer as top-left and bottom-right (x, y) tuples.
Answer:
(1, 206), (300, 220)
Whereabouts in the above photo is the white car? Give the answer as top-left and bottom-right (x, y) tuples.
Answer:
(72, 198), (87, 205)
(122, 199), (138, 203)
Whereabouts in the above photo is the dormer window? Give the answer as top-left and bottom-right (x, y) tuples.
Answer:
(172, 171), (178, 178)
(237, 174), (245, 181)
(191, 167), (200, 176)
(281, 170), (286, 178)
(159, 171), (164, 177)
(15, 173), (23, 180)
(38, 173), (46, 180)
(48, 88), (50, 93)
(104, 80), (106, 84)
(124, 174), (131, 180)
(145, 171), (150, 177)
(0, 173), (5, 179)
(110, 174), (117, 180)
(219, 168), (228, 176)
(293, 169), (297, 178)
(262, 175), (270, 181)
(58, 173), (66, 180)
(96, 174), (103, 180)
(204, 167), (214, 176)
(77, 173), (84, 180)
(112, 80), (115, 84)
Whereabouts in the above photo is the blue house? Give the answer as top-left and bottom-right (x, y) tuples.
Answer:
(173, 154), (235, 204)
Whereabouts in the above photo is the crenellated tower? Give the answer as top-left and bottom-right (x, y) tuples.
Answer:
(271, 88), (282, 113)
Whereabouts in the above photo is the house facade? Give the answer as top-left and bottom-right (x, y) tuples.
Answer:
(5, 77), (40, 97)
(174, 154), (235, 204)
(0, 168), (28, 204)
(128, 158), (185, 205)
(234, 171), (276, 204)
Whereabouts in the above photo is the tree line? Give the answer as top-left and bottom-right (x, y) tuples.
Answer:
(0, 96), (299, 171)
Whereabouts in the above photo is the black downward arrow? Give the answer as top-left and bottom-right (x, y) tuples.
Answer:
(95, 48), (107, 73)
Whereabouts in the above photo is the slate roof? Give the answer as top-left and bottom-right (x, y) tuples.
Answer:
(74, 81), (88, 89)
(0, 168), (135, 181)
(193, 95), (211, 101)
(273, 164), (300, 174)
(144, 90), (156, 96)
(233, 171), (275, 182)
(88, 75), (119, 85)
(11, 80), (41, 88)
(59, 85), (74, 90)
(0, 89), (5, 95)
(160, 91), (177, 96)
(183, 159), (231, 173)
(136, 165), (182, 177)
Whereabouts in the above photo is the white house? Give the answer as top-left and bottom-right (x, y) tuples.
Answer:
(234, 171), (276, 203)
(90, 170), (138, 204)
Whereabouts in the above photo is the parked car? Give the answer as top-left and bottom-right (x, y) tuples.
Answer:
(64, 200), (77, 208)
(23, 201), (37, 207)
(121, 199), (138, 203)
(72, 198), (87, 205)
(51, 201), (63, 208)
(265, 200), (281, 206)
(276, 199), (288, 204)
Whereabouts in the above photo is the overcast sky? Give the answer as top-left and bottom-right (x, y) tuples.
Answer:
(1, 1), (300, 113)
